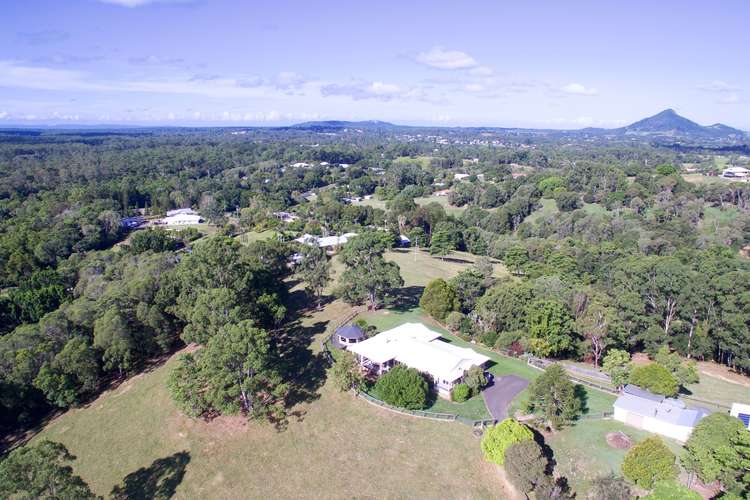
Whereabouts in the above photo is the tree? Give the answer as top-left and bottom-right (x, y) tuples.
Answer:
(0, 440), (96, 499)
(643, 480), (701, 500)
(373, 366), (429, 410)
(94, 306), (135, 377)
(33, 337), (99, 407)
(576, 297), (616, 367)
(129, 228), (179, 253)
(419, 279), (458, 321)
(629, 363), (679, 397)
(622, 436), (677, 489)
(449, 269), (486, 313)
(504, 440), (549, 496)
(682, 413), (750, 496)
(526, 300), (575, 357)
(588, 474), (631, 500)
(181, 288), (245, 345)
(429, 227), (458, 259)
(480, 418), (533, 465)
(331, 351), (364, 392)
(503, 246), (529, 275)
(167, 352), (211, 418)
(524, 364), (582, 430)
(602, 349), (631, 389)
(338, 232), (404, 310)
(654, 346), (699, 387)
(295, 244), (331, 310)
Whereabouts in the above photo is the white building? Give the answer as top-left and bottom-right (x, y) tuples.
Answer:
(722, 166), (750, 179)
(162, 213), (203, 226)
(347, 323), (490, 398)
(166, 208), (198, 217)
(294, 232), (357, 249)
(454, 173), (471, 181)
(613, 385), (710, 442)
(730, 402), (750, 429)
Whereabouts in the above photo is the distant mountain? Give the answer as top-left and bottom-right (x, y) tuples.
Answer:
(618, 109), (745, 141)
(290, 120), (397, 130)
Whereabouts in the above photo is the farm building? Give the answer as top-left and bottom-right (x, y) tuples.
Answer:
(347, 322), (490, 398)
(162, 212), (203, 226)
(613, 385), (710, 442)
(730, 402), (750, 429)
(166, 208), (198, 217)
(294, 232), (357, 249)
(722, 166), (750, 179)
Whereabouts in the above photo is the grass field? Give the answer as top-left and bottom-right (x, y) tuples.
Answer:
(523, 198), (559, 224)
(684, 373), (750, 408)
(235, 229), (280, 245)
(34, 300), (510, 499)
(414, 195), (467, 215)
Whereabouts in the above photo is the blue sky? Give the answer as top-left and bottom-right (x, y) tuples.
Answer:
(1, 0), (749, 128)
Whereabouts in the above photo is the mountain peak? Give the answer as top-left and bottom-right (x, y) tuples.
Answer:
(621, 109), (744, 140)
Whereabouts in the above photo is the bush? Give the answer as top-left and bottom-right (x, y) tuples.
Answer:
(463, 365), (487, 396)
(419, 279), (458, 321)
(504, 440), (548, 495)
(445, 311), (464, 332)
(629, 363), (679, 397)
(480, 418), (533, 465)
(479, 330), (498, 347)
(524, 364), (582, 430)
(622, 436), (677, 489)
(643, 480), (700, 500)
(373, 366), (429, 410)
(588, 474), (631, 500)
(331, 351), (364, 392)
(452, 383), (470, 402)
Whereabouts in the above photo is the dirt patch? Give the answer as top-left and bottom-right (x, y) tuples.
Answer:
(606, 431), (633, 449)
(697, 361), (750, 388)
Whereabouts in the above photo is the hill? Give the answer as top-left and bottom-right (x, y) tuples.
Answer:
(619, 108), (746, 141)
(290, 120), (398, 130)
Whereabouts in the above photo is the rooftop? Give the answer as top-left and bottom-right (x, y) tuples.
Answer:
(615, 385), (711, 428)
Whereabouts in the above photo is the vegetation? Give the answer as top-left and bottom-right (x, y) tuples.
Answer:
(629, 363), (679, 397)
(504, 440), (549, 496)
(451, 383), (470, 402)
(622, 437), (678, 489)
(524, 364), (582, 430)
(480, 418), (533, 465)
(373, 366), (429, 410)
(643, 480), (701, 500)
(588, 474), (631, 500)
(337, 232), (403, 309)
(331, 351), (365, 392)
(419, 278), (458, 321)
(602, 349), (632, 389)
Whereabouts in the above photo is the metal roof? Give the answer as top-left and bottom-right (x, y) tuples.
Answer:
(335, 324), (365, 340)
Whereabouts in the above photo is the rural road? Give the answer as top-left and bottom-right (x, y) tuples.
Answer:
(482, 375), (530, 420)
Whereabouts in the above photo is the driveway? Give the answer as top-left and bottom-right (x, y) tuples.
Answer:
(481, 375), (530, 421)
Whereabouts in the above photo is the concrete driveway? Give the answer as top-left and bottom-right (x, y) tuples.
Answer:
(481, 375), (530, 421)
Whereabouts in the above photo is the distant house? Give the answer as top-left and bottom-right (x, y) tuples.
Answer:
(166, 208), (198, 217)
(613, 385), (710, 442)
(294, 232), (357, 249)
(722, 166), (750, 179)
(162, 213), (203, 226)
(434, 189), (453, 197)
(730, 402), (750, 429)
(274, 211), (299, 223)
(347, 322), (490, 399)
(454, 173), (471, 181)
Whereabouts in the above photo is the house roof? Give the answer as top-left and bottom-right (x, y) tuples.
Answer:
(347, 323), (491, 382)
(615, 385), (711, 428)
(335, 325), (364, 340)
(294, 233), (357, 248)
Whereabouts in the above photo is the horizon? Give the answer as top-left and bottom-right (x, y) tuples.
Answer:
(2, 0), (750, 128)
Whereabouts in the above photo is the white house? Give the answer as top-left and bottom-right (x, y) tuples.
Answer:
(166, 208), (198, 217)
(347, 322), (490, 398)
(722, 166), (750, 179)
(454, 173), (471, 181)
(613, 385), (710, 442)
(162, 213), (203, 226)
(730, 402), (750, 429)
(294, 232), (357, 249)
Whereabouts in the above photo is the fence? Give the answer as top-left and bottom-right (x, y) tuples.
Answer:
(526, 356), (619, 395)
(355, 391), (500, 428)
(320, 307), (365, 366)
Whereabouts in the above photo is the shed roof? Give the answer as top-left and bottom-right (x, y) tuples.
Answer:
(335, 325), (365, 340)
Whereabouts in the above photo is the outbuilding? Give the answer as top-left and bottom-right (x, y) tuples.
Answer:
(333, 324), (365, 348)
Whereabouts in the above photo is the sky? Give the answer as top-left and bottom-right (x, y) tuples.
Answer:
(1, 0), (749, 129)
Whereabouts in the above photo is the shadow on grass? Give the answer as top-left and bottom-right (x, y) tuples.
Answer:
(574, 384), (590, 415)
(389, 285), (425, 312)
(111, 451), (190, 500)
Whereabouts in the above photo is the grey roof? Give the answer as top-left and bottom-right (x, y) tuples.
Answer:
(623, 384), (664, 402)
(335, 324), (365, 340)
(615, 388), (711, 428)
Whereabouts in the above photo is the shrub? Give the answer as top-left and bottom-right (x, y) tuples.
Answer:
(463, 365), (487, 396)
(504, 440), (548, 495)
(373, 366), (429, 410)
(629, 363), (679, 397)
(588, 473), (631, 500)
(419, 279), (458, 321)
(452, 383), (470, 402)
(445, 311), (464, 332)
(480, 418), (533, 465)
(622, 437), (677, 489)
(602, 349), (632, 389)
(479, 330), (499, 347)
(643, 480), (700, 500)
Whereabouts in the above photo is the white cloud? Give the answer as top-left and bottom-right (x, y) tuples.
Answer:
(561, 83), (598, 96)
(698, 80), (741, 93)
(718, 93), (741, 104)
(468, 66), (494, 76)
(415, 47), (478, 70)
(0, 111), (8, 119)
(320, 80), (427, 102)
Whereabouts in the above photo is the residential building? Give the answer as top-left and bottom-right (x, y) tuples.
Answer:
(722, 166), (750, 179)
(613, 384), (710, 442)
(730, 402), (750, 429)
(347, 322), (490, 398)
(294, 232), (357, 249)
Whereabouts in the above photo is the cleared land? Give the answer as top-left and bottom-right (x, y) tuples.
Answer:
(523, 198), (559, 224)
(235, 229), (280, 245)
(353, 194), (466, 215)
(33, 300), (510, 499)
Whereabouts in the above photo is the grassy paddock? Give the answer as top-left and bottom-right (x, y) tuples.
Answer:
(235, 229), (280, 245)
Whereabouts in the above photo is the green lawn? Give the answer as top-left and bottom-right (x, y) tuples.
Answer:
(547, 419), (683, 494)
(414, 195), (466, 215)
(384, 249), (508, 288)
(33, 299), (510, 499)
(235, 229), (279, 245)
(523, 198), (559, 224)
(684, 373), (750, 409)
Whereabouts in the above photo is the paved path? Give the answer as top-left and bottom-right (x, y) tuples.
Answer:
(481, 375), (530, 421)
